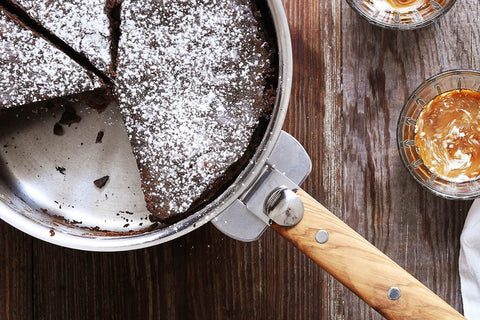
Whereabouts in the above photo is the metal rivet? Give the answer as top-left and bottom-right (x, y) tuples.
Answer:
(315, 230), (329, 244)
(387, 287), (401, 300)
(265, 186), (304, 227)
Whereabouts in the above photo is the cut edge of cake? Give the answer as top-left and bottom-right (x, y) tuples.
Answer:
(105, 0), (122, 78)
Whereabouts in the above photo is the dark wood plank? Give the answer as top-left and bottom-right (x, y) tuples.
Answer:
(30, 225), (324, 320)
(0, 221), (32, 320)
(281, 0), (344, 317)
(32, 236), (189, 320)
(341, 0), (474, 318)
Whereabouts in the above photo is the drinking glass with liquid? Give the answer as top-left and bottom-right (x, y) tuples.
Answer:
(346, 0), (455, 29)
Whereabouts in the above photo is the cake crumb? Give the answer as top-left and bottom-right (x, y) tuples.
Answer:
(53, 123), (64, 136)
(59, 105), (81, 126)
(95, 131), (104, 143)
(55, 166), (66, 175)
(94, 175), (109, 188)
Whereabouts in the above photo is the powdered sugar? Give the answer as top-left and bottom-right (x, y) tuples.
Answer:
(0, 10), (102, 108)
(13, 0), (111, 75)
(116, 0), (273, 217)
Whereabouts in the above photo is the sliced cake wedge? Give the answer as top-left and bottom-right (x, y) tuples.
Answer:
(0, 8), (103, 109)
(6, 0), (114, 77)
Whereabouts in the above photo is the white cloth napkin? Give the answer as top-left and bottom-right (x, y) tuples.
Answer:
(460, 199), (480, 319)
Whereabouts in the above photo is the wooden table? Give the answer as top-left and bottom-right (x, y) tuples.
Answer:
(0, 0), (476, 319)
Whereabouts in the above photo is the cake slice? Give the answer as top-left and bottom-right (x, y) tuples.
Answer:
(115, 0), (276, 221)
(6, 0), (113, 77)
(0, 8), (103, 109)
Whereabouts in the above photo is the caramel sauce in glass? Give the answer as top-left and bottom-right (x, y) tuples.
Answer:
(371, 0), (444, 12)
(415, 90), (480, 182)
(384, 0), (427, 9)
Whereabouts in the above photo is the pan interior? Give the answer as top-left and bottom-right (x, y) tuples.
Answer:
(0, 100), (159, 236)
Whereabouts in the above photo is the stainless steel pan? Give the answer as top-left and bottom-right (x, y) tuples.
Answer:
(0, 0), (466, 318)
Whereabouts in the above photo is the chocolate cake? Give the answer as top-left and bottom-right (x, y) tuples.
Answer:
(8, 0), (113, 76)
(115, 0), (276, 220)
(0, 9), (102, 108)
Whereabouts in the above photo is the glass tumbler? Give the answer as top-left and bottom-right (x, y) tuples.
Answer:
(397, 70), (480, 199)
(346, 0), (456, 30)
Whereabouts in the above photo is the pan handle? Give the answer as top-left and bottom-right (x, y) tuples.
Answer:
(271, 189), (465, 320)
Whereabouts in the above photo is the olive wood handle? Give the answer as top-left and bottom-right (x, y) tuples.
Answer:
(271, 189), (465, 320)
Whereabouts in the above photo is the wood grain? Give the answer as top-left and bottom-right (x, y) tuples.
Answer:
(31, 238), (189, 319)
(273, 189), (465, 319)
(0, 0), (475, 318)
(0, 221), (32, 320)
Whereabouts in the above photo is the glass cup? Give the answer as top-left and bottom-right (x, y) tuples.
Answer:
(346, 0), (457, 30)
(397, 70), (480, 199)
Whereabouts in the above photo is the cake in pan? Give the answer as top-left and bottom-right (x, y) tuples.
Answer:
(116, 0), (276, 221)
(0, 0), (276, 222)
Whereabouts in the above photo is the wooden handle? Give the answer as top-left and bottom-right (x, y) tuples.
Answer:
(271, 189), (465, 320)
